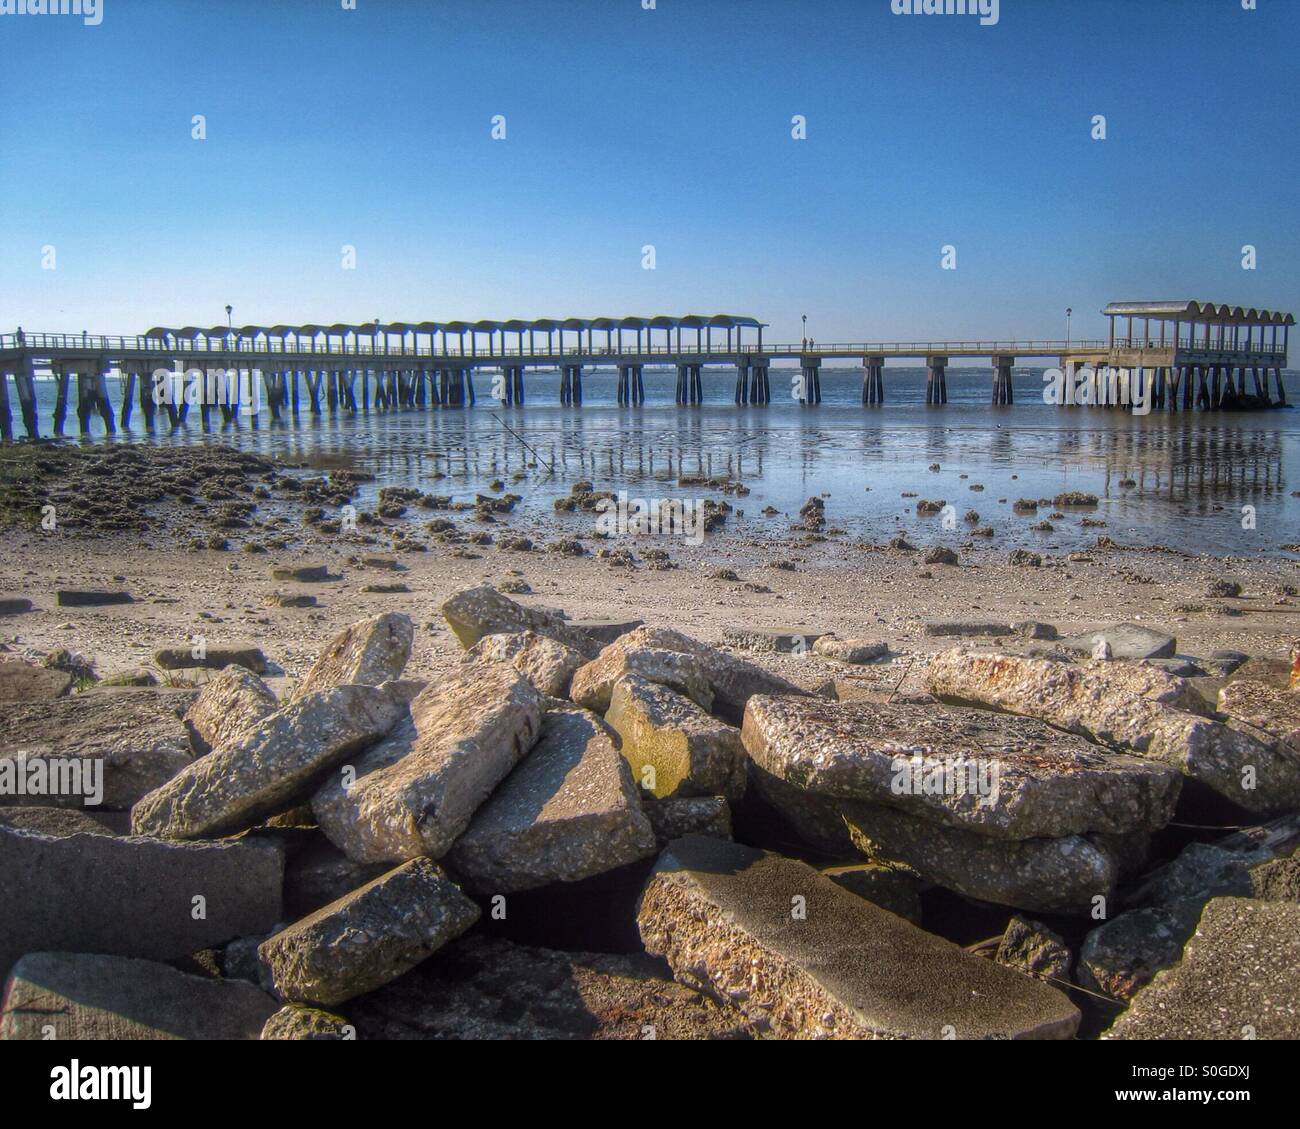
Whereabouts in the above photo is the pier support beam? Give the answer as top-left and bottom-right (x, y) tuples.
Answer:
(676, 364), (703, 405)
(0, 370), (11, 442)
(991, 356), (1014, 406)
(14, 360), (39, 438)
(734, 364), (749, 405)
(750, 362), (770, 404)
(798, 359), (821, 404)
(862, 356), (885, 405)
(1275, 367), (1288, 406)
(925, 356), (948, 405)
(617, 364), (643, 406)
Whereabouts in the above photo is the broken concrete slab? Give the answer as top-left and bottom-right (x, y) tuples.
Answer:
(0, 659), (72, 701)
(184, 664), (279, 752)
(283, 836), (390, 919)
(312, 664), (543, 863)
(466, 630), (586, 698)
(812, 637), (888, 664)
(926, 649), (1300, 814)
(995, 916), (1073, 985)
(921, 621), (1011, 638)
(259, 856), (480, 1007)
(1106, 898), (1300, 1040)
(56, 589), (133, 607)
(569, 618), (644, 647)
(573, 625), (806, 726)
(449, 708), (656, 893)
(0, 689), (196, 811)
(344, 934), (759, 1040)
(722, 627), (826, 654)
(0, 953), (278, 1041)
(742, 694), (1181, 840)
(131, 684), (406, 840)
(1217, 678), (1300, 759)
(821, 863), (922, 924)
(642, 796), (732, 846)
(570, 646), (715, 714)
(0, 825), (283, 981)
(1076, 903), (1202, 1003)
(0, 597), (33, 617)
(637, 835), (1079, 1039)
(750, 769), (1118, 914)
(154, 645), (267, 674)
(441, 585), (601, 657)
(1059, 622), (1176, 661)
(261, 1005), (353, 1040)
(271, 565), (329, 582)
(607, 676), (747, 802)
(294, 612), (413, 699)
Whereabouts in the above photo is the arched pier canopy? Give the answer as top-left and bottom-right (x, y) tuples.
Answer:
(1102, 299), (1294, 356)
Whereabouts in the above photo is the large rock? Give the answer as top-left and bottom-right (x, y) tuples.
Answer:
(751, 769), (1118, 914)
(131, 684), (406, 840)
(812, 637), (888, 664)
(1076, 903), (1203, 1003)
(1106, 898), (1300, 1039)
(926, 650), (1300, 814)
(574, 626), (806, 725)
(637, 836), (1079, 1039)
(154, 645), (267, 673)
(344, 934), (759, 1040)
(0, 953), (278, 1040)
(441, 586), (601, 658)
(261, 1005), (353, 1040)
(742, 694), (1180, 840)
(606, 676), (747, 802)
(0, 659), (72, 701)
(0, 825), (283, 981)
(295, 612), (414, 697)
(1217, 678), (1300, 759)
(449, 709), (656, 893)
(570, 647), (715, 714)
(0, 689), (196, 811)
(995, 916), (1073, 984)
(466, 631), (586, 698)
(184, 665), (279, 752)
(283, 836), (390, 919)
(259, 857), (480, 1007)
(642, 796), (732, 846)
(1060, 622), (1177, 660)
(821, 863), (923, 923)
(312, 665), (543, 863)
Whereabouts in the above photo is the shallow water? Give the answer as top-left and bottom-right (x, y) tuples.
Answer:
(36, 367), (1300, 557)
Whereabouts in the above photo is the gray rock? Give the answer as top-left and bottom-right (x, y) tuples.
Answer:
(569, 618), (645, 647)
(570, 646), (715, 714)
(0, 597), (33, 616)
(821, 863), (923, 923)
(312, 664), (543, 863)
(0, 659), (72, 701)
(0, 953), (278, 1040)
(466, 630), (586, 698)
(0, 825), (283, 981)
(722, 627), (826, 654)
(450, 708), (656, 893)
(1076, 903), (1202, 1002)
(921, 621), (1011, 638)
(607, 676), (747, 802)
(1106, 898), (1300, 1039)
(751, 769), (1118, 914)
(261, 1005), (354, 1040)
(154, 645), (267, 673)
(1059, 622), (1176, 661)
(184, 664), (279, 752)
(259, 857), (480, 1007)
(926, 649), (1300, 814)
(1205, 649), (1250, 677)
(1141, 656), (1206, 678)
(642, 796), (732, 846)
(0, 806), (116, 837)
(741, 694), (1181, 839)
(441, 585), (601, 657)
(0, 689), (196, 811)
(995, 916), (1073, 984)
(131, 684), (407, 840)
(283, 836), (390, 919)
(272, 565), (329, 582)
(637, 835), (1079, 1039)
(812, 636), (889, 664)
(1011, 621), (1059, 640)
(295, 612), (414, 698)
(1217, 678), (1300, 759)
(56, 589), (133, 607)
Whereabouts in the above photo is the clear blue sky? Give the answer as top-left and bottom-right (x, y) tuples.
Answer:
(1, 0), (1296, 343)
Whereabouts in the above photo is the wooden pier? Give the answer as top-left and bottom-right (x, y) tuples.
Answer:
(0, 302), (1290, 440)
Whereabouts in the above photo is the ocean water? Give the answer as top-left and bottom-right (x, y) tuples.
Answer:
(24, 366), (1300, 557)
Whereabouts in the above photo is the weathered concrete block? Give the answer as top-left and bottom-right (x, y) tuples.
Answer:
(1106, 898), (1300, 1039)
(0, 659), (72, 701)
(312, 664), (543, 863)
(184, 664), (279, 752)
(441, 585), (600, 657)
(0, 689), (196, 811)
(742, 694), (1181, 839)
(466, 630), (586, 698)
(259, 857), (480, 1007)
(295, 612), (414, 698)
(0, 597), (33, 617)
(261, 1005), (353, 1040)
(926, 649), (1300, 814)
(56, 589), (133, 607)
(637, 836), (1079, 1039)
(821, 863), (922, 923)
(1217, 678), (1300, 759)
(283, 836), (390, 919)
(642, 796), (732, 846)
(570, 646), (715, 714)
(450, 709), (656, 893)
(131, 684), (406, 840)
(995, 916), (1073, 985)
(607, 676), (747, 802)
(722, 627), (826, 654)
(1060, 622), (1176, 661)
(0, 825), (283, 981)
(154, 645), (267, 673)
(812, 637), (888, 664)
(569, 618), (644, 647)
(0, 953), (278, 1040)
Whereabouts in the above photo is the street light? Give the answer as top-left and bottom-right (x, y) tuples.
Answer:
(802, 314), (808, 350)
(1066, 308), (1073, 350)
(225, 304), (233, 330)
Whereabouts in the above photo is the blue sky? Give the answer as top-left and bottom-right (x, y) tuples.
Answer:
(1, 0), (1296, 343)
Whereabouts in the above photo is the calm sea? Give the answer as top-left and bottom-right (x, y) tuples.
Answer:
(29, 366), (1300, 557)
